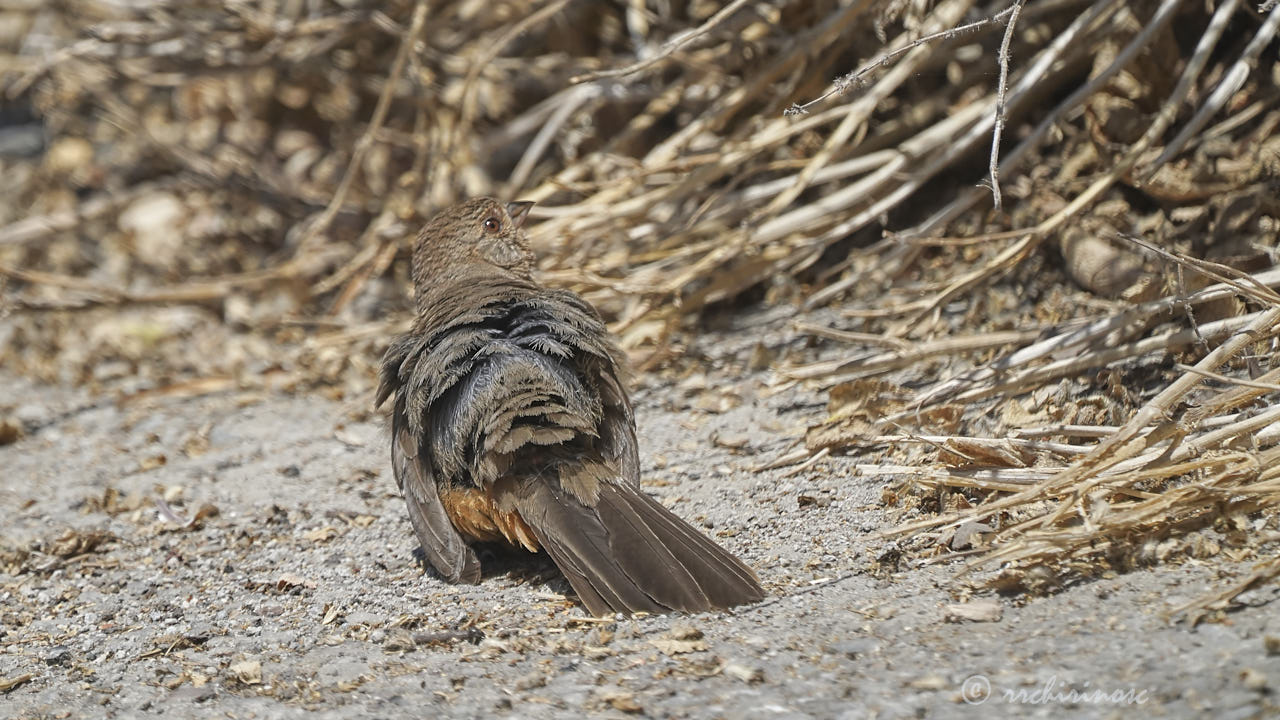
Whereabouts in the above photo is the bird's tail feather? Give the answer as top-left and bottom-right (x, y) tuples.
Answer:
(510, 479), (764, 616)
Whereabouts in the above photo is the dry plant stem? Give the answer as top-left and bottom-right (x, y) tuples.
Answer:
(456, 0), (573, 148)
(91, 93), (323, 208)
(0, 260), (323, 308)
(780, 329), (1043, 383)
(918, 309), (1275, 412)
(856, 464), (1056, 490)
(1098, 406), (1280, 478)
(915, 267), (1280, 406)
(1173, 363), (1280, 392)
(753, 0), (975, 223)
(752, 148), (912, 249)
(1200, 96), (1277, 140)
(893, 0), (1144, 241)
(7, 36), (110, 98)
(1184, 366), (1280, 426)
(755, 79), (1008, 275)
(1169, 404), (1280, 464)
(882, 306), (1280, 541)
(643, 3), (870, 167)
(908, 228), (1037, 246)
(1144, 2), (1280, 171)
(802, 252), (922, 311)
(1012, 425), (1120, 438)
(527, 2), (894, 257)
(746, 87), (984, 260)
(977, 449), (1280, 576)
(909, 0), (1188, 325)
(1031, 305), (1280, 523)
(780, 448), (831, 479)
(989, 0), (1025, 211)
(290, 0), (428, 261)
(1134, 0), (1242, 179)
(328, 236), (399, 317)
(520, 82), (688, 206)
(1106, 453), (1272, 492)
(787, 3), (1016, 114)
(791, 322), (913, 350)
(0, 180), (178, 247)
(1120, 235), (1280, 306)
(312, 221), (387, 295)
(504, 84), (596, 196)
(570, 0), (756, 83)
(307, 319), (409, 350)
(733, 150), (894, 210)
(803, 0), (1127, 305)
(870, 434), (1090, 456)
(552, 44), (855, 242)
(1169, 555), (1280, 621)
(751, 445), (809, 473)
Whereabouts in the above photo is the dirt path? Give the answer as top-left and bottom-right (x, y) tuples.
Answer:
(2, 351), (1278, 719)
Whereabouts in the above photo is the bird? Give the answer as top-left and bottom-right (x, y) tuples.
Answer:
(376, 197), (764, 616)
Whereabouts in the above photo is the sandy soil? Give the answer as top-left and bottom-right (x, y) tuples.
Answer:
(2, 315), (1278, 719)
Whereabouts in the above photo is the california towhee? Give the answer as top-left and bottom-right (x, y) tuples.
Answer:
(376, 197), (764, 616)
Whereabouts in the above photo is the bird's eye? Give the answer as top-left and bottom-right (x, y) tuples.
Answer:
(483, 216), (500, 233)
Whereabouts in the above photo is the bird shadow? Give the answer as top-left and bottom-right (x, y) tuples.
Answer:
(412, 543), (573, 595)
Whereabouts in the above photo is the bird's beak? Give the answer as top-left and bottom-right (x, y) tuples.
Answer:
(506, 201), (535, 229)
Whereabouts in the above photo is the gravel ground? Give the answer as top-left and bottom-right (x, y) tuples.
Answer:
(3, 318), (1279, 719)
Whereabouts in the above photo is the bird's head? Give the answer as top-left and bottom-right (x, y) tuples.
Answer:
(410, 197), (536, 291)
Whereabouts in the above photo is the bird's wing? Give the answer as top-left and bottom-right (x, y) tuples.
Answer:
(391, 410), (481, 583)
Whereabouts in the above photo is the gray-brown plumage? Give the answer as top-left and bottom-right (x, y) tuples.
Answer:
(376, 197), (764, 616)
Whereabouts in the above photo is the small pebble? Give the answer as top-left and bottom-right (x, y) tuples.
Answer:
(1240, 668), (1268, 692)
